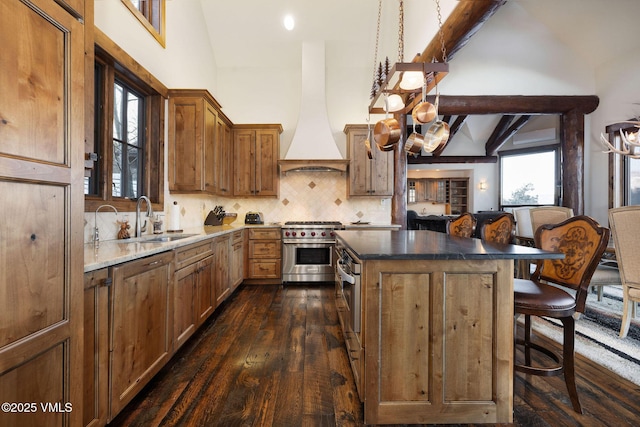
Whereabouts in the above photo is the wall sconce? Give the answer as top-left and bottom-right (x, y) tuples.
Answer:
(479, 181), (488, 191)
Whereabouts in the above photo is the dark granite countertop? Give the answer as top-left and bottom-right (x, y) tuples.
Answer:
(335, 230), (564, 261)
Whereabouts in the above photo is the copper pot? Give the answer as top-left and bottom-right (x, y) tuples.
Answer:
(423, 120), (450, 153)
(373, 118), (401, 147)
(412, 101), (436, 124)
(404, 132), (424, 154)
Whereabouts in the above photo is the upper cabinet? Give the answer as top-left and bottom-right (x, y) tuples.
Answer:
(168, 89), (222, 194)
(345, 124), (394, 197)
(233, 124), (282, 198)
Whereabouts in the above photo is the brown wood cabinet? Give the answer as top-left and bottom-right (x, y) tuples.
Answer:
(173, 240), (215, 351)
(244, 227), (282, 284)
(230, 230), (245, 291)
(83, 269), (110, 427)
(233, 124), (282, 197)
(214, 234), (231, 305)
(217, 115), (234, 196)
(109, 252), (173, 420)
(0, 1), (85, 426)
(168, 89), (223, 194)
(357, 257), (513, 424)
(345, 124), (394, 197)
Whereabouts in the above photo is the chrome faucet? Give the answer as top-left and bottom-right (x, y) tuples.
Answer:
(135, 196), (154, 238)
(94, 204), (119, 245)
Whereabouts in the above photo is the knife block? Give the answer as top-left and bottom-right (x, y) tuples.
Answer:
(204, 210), (223, 226)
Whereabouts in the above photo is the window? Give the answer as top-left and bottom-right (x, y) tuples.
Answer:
(121, 0), (166, 47)
(499, 146), (560, 209)
(607, 122), (640, 207)
(85, 38), (166, 213)
(112, 80), (144, 199)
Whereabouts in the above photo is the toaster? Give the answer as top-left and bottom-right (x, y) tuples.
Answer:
(244, 212), (264, 224)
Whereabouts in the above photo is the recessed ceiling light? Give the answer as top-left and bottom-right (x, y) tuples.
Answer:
(284, 14), (295, 31)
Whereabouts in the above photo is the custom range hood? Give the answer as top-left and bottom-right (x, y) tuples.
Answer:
(279, 41), (349, 174)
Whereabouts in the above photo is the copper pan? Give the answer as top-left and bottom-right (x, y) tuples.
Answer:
(373, 117), (401, 147)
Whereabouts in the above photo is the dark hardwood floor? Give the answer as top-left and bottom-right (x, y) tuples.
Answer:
(110, 284), (640, 427)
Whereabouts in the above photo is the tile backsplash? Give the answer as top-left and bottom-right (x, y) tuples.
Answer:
(85, 172), (392, 243)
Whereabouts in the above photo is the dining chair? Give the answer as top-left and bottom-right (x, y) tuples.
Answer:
(608, 206), (640, 338)
(529, 206), (574, 235)
(480, 212), (516, 244)
(445, 212), (476, 238)
(514, 215), (609, 414)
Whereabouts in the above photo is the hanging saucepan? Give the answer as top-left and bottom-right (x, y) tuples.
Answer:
(373, 95), (401, 149)
(364, 117), (373, 159)
(404, 123), (424, 155)
(411, 79), (436, 125)
(422, 92), (450, 153)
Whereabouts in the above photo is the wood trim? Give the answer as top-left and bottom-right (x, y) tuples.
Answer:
(94, 27), (168, 98)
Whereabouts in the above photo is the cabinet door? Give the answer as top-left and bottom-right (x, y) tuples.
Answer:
(196, 256), (215, 324)
(109, 252), (173, 420)
(214, 235), (231, 306)
(230, 232), (244, 290)
(233, 129), (256, 196)
(174, 262), (197, 351)
(217, 118), (233, 196)
(83, 269), (110, 427)
(0, 1), (84, 426)
(347, 125), (393, 197)
(255, 129), (279, 197)
(204, 101), (218, 194)
(168, 96), (204, 192)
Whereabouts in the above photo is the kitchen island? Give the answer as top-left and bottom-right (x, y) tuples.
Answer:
(334, 230), (563, 425)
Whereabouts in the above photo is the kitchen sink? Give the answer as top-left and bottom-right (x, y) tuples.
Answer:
(122, 233), (198, 243)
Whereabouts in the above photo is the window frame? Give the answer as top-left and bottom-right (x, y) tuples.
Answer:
(121, 0), (166, 48)
(607, 121), (640, 208)
(85, 35), (166, 214)
(498, 145), (561, 210)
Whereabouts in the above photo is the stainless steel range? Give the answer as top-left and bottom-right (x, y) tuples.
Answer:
(282, 221), (342, 283)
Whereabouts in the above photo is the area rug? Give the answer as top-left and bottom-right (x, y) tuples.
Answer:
(524, 286), (640, 386)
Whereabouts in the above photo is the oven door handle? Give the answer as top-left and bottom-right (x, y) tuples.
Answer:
(337, 262), (356, 285)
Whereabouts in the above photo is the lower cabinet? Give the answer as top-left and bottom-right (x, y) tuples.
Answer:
(83, 230), (247, 426)
(230, 230), (244, 291)
(109, 251), (174, 420)
(83, 268), (110, 427)
(173, 239), (215, 351)
(214, 234), (231, 306)
(244, 227), (282, 284)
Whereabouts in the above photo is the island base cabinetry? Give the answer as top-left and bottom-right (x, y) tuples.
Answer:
(361, 258), (514, 425)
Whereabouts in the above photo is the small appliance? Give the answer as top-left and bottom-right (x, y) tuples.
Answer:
(244, 212), (264, 224)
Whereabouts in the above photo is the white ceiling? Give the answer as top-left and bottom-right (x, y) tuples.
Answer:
(200, 0), (638, 73)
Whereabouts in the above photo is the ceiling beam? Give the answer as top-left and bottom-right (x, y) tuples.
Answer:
(485, 114), (531, 155)
(422, 95), (599, 115)
(414, 0), (508, 64)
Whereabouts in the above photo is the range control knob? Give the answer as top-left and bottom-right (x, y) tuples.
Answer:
(321, 231), (327, 237)
(311, 232), (316, 236)
(291, 231), (297, 237)
(285, 231), (290, 237)
(300, 232), (306, 237)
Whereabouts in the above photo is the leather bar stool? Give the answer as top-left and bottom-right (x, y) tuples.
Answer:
(445, 212), (476, 238)
(480, 212), (516, 244)
(514, 215), (609, 414)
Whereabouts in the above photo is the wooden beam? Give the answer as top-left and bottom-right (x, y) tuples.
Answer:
(432, 115), (468, 156)
(422, 95), (599, 115)
(485, 115), (531, 156)
(408, 155), (498, 165)
(415, 0), (508, 64)
(561, 111), (585, 215)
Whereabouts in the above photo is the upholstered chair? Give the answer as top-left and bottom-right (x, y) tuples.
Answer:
(445, 212), (476, 238)
(529, 206), (574, 235)
(480, 213), (516, 244)
(514, 215), (609, 414)
(608, 206), (640, 338)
